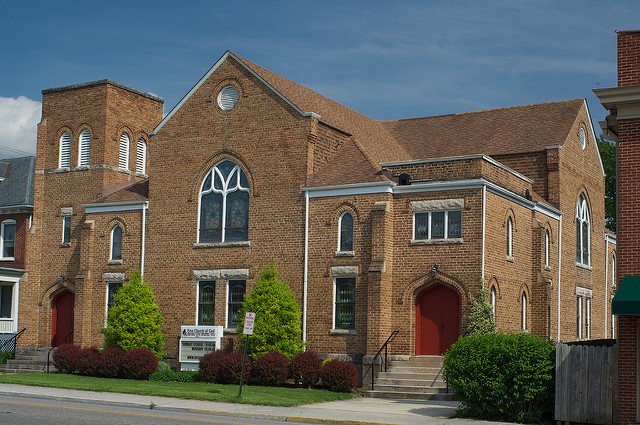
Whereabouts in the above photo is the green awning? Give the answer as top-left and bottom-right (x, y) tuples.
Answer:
(612, 276), (640, 315)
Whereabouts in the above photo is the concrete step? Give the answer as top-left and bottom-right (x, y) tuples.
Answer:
(385, 366), (444, 374)
(364, 390), (455, 401)
(375, 378), (447, 388)
(373, 384), (448, 394)
(377, 371), (443, 380)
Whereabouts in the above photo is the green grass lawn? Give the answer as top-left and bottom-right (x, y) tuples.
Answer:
(0, 373), (354, 406)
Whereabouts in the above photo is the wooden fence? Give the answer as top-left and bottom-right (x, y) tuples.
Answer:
(555, 342), (617, 425)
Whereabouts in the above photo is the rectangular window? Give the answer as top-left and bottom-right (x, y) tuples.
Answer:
(227, 280), (246, 328)
(106, 282), (122, 323)
(198, 281), (215, 326)
(334, 277), (356, 329)
(0, 285), (13, 318)
(585, 297), (591, 339)
(576, 295), (583, 339)
(1, 221), (16, 259)
(414, 210), (462, 241)
(62, 216), (71, 244)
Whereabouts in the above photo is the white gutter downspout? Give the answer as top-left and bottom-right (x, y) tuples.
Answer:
(303, 191), (309, 344)
(604, 237), (609, 338)
(141, 201), (148, 278)
(557, 216), (563, 342)
(481, 185), (486, 287)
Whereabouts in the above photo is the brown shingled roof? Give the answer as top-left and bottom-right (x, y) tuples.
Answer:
(382, 99), (584, 160)
(93, 180), (148, 204)
(235, 55), (411, 165)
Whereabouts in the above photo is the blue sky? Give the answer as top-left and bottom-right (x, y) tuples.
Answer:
(0, 0), (638, 158)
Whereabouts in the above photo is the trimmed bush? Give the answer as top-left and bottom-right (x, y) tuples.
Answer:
(150, 362), (198, 383)
(98, 347), (125, 378)
(104, 272), (165, 359)
(52, 343), (81, 374)
(121, 347), (158, 380)
(221, 351), (252, 384)
(444, 332), (555, 423)
(75, 347), (101, 376)
(290, 351), (322, 387)
(320, 359), (358, 392)
(238, 266), (304, 359)
(253, 351), (289, 386)
(199, 350), (228, 383)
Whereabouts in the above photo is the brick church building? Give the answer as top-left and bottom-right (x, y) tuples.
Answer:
(12, 51), (615, 362)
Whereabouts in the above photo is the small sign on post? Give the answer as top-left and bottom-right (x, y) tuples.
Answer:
(238, 312), (255, 397)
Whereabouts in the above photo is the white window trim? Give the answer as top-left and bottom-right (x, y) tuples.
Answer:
(78, 129), (91, 166)
(119, 133), (130, 170)
(197, 280), (216, 327)
(544, 230), (550, 268)
(576, 287), (593, 340)
(197, 161), (250, 243)
(577, 295), (583, 339)
(0, 276), (20, 333)
(61, 216), (71, 245)
(110, 225), (123, 261)
(0, 219), (16, 261)
(521, 292), (527, 331)
(59, 132), (71, 168)
(490, 287), (496, 318)
(576, 195), (591, 266)
(337, 211), (354, 253)
(331, 276), (356, 334)
(412, 210), (462, 242)
(136, 138), (147, 175)
(507, 217), (514, 259)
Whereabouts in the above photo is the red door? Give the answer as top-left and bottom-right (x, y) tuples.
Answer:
(51, 290), (74, 346)
(416, 284), (460, 355)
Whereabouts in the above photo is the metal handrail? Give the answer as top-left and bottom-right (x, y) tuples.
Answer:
(365, 329), (399, 391)
(0, 327), (26, 360)
(46, 330), (74, 373)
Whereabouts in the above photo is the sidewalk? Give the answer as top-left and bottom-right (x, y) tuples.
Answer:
(0, 383), (504, 425)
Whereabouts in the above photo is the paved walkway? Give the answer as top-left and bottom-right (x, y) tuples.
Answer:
(0, 383), (507, 425)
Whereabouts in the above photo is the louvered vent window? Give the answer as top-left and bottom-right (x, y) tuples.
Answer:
(217, 85), (239, 111)
(78, 129), (91, 166)
(59, 132), (71, 168)
(118, 133), (130, 169)
(136, 139), (146, 175)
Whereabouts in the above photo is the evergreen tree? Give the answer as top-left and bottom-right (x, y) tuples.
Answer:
(104, 272), (165, 359)
(238, 266), (304, 359)
(466, 289), (496, 335)
(598, 136), (616, 232)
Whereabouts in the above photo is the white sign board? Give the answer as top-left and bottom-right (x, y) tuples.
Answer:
(243, 312), (256, 335)
(179, 325), (223, 371)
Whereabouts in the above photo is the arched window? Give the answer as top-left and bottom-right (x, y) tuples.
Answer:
(110, 225), (122, 260)
(490, 286), (497, 318)
(576, 194), (590, 265)
(544, 229), (550, 268)
(338, 212), (354, 252)
(507, 216), (513, 258)
(136, 138), (147, 175)
(1, 220), (16, 260)
(521, 291), (527, 331)
(119, 133), (130, 169)
(611, 255), (616, 288)
(59, 132), (71, 168)
(199, 160), (249, 243)
(78, 129), (91, 166)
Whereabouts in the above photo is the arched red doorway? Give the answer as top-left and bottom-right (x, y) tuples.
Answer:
(51, 290), (74, 346)
(416, 284), (460, 355)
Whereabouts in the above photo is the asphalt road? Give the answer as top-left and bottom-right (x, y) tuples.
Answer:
(0, 394), (295, 425)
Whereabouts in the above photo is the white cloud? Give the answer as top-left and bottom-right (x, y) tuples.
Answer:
(0, 96), (41, 158)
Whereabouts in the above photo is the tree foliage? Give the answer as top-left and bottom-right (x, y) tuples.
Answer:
(598, 136), (616, 232)
(104, 272), (165, 359)
(238, 266), (304, 359)
(466, 289), (496, 335)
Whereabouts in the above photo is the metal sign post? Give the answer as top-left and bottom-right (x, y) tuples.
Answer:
(238, 312), (255, 398)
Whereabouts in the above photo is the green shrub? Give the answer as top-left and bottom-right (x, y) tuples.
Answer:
(443, 332), (554, 423)
(0, 351), (13, 364)
(466, 289), (496, 335)
(104, 272), (165, 359)
(238, 266), (303, 359)
(150, 362), (198, 383)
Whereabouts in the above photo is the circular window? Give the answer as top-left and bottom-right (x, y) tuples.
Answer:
(579, 128), (586, 150)
(217, 85), (239, 111)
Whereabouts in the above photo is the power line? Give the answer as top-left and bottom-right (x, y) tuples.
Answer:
(0, 143), (35, 158)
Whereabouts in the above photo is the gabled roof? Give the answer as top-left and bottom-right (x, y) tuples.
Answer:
(382, 99), (585, 159)
(0, 156), (35, 212)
